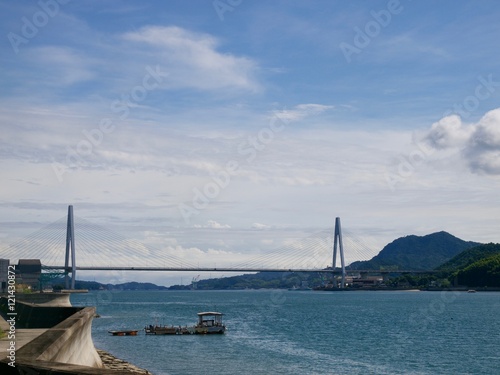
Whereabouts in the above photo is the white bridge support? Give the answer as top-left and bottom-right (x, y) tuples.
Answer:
(332, 217), (346, 288)
(64, 205), (76, 289)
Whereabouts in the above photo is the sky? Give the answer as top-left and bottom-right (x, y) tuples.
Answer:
(1, 0), (500, 285)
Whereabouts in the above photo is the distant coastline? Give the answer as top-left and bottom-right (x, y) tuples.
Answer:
(44, 234), (499, 293)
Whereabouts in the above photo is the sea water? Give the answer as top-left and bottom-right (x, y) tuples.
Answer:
(70, 290), (500, 375)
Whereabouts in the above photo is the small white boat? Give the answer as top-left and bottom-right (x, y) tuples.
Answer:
(194, 312), (226, 334)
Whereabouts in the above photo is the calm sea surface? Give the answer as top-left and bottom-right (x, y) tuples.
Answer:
(70, 290), (500, 375)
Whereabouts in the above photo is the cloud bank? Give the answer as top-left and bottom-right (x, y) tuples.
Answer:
(423, 108), (500, 175)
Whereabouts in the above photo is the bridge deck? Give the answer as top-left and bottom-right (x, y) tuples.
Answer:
(43, 266), (436, 274)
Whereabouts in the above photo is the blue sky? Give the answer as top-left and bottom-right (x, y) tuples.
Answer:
(1, 0), (500, 285)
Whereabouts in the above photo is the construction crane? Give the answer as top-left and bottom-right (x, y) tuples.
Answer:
(191, 275), (200, 290)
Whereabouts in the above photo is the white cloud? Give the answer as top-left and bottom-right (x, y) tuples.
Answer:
(423, 115), (474, 149)
(122, 26), (260, 92)
(251, 223), (271, 230)
(465, 109), (500, 174)
(195, 220), (231, 229)
(272, 103), (334, 122)
(376, 33), (451, 62)
(422, 108), (500, 175)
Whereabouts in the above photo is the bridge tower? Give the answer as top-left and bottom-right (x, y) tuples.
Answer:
(64, 205), (76, 289)
(332, 217), (346, 288)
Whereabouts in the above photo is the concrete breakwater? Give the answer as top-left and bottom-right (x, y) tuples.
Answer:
(98, 349), (151, 374)
(0, 294), (150, 374)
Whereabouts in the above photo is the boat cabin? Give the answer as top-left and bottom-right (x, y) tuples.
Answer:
(197, 312), (224, 327)
(195, 312), (225, 334)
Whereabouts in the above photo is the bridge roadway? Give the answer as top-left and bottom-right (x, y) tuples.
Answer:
(43, 266), (437, 274)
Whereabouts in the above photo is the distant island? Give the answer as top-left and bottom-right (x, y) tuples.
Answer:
(54, 231), (500, 291)
(52, 280), (169, 291)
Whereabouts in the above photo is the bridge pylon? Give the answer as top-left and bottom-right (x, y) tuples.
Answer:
(64, 205), (76, 289)
(332, 217), (346, 288)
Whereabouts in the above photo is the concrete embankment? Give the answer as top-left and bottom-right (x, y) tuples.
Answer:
(0, 294), (151, 374)
(16, 292), (72, 307)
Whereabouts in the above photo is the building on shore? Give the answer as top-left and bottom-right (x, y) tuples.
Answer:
(0, 258), (9, 293)
(17, 259), (42, 291)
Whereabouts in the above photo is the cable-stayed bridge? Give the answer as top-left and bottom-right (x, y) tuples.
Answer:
(2, 206), (431, 290)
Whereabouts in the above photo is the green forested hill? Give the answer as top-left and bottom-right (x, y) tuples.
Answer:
(436, 243), (500, 271)
(455, 253), (500, 287)
(349, 231), (480, 271)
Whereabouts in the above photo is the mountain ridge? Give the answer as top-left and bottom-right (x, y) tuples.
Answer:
(348, 231), (480, 271)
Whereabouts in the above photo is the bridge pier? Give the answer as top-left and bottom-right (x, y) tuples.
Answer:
(64, 205), (76, 289)
(332, 217), (346, 288)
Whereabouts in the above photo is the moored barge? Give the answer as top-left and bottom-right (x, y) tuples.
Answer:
(145, 312), (226, 335)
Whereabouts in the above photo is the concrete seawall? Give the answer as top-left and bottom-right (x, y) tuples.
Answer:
(16, 292), (72, 307)
(0, 296), (149, 374)
(16, 306), (102, 367)
(9, 301), (82, 329)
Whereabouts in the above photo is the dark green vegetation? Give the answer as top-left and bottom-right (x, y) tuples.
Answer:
(348, 231), (480, 271)
(437, 243), (500, 272)
(384, 243), (500, 289)
(453, 245), (500, 287)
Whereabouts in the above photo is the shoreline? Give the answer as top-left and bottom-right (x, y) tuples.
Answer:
(313, 287), (500, 292)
